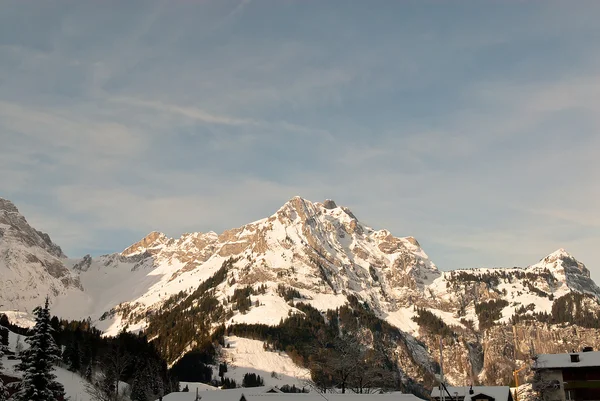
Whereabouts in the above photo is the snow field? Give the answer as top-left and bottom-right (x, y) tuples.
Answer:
(218, 336), (311, 388)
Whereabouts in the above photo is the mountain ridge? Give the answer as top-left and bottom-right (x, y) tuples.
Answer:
(0, 197), (80, 313)
(2, 195), (600, 390)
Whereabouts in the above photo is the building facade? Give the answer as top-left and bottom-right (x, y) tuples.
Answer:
(533, 349), (600, 401)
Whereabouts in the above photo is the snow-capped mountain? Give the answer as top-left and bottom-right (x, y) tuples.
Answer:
(45, 197), (441, 331)
(2, 196), (600, 389)
(0, 198), (81, 314)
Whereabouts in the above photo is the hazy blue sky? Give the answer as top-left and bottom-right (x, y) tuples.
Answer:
(2, 1), (599, 279)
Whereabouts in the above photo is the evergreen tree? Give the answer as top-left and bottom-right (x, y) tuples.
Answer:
(0, 327), (8, 348)
(62, 337), (82, 372)
(150, 363), (164, 401)
(16, 297), (65, 401)
(218, 363), (228, 378)
(0, 338), (9, 401)
(242, 373), (264, 388)
(130, 368), (148, 401)
(131, 360), (162, 401)
(81, 340), (93, 376)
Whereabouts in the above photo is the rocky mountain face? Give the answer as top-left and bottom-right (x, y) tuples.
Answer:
(0, 198), (81, 313)
(2, 196), (600, 391)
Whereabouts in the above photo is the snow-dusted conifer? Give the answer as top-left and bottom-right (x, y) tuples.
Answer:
(0, 338), (9, 401)
(130, 369), (148, 401)
(16, 297), (65, 401)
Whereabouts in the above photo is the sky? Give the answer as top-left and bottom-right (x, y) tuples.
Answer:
(1, 0), (599, 280)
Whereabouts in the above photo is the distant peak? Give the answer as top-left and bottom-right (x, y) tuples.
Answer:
(544, 248), (574, 260)
(0, 197), (20, 213)
(143, 230), (167, 241)
(122, 231), (168, 256)
(280, 196), (313, 212)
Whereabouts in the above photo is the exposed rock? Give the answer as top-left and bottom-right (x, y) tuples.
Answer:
(73, 254), (93, 271)
(405, 236), (420, 247)
(0, 198), (66, 258)
(323, 199), (337, 209)
(122, 231), (168, 256)
(0, 198), (81, 311)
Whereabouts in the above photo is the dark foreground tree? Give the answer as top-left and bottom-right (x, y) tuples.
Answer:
(85, 345), (132, 401)
(16, 297), (65, 401)
(310, 331), (362, 394)
(0, 337), (9, 401)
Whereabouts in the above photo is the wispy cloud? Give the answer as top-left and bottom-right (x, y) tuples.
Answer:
(111, 97), (260, 127)
(1, 0), (600, 280)
(111, 96), (333, 138)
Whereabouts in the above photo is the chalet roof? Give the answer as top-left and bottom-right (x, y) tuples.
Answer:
(162, 389), (423, 401)
(247, 393), (424, 401)
(534, 351), (600, 369)
(431, 386), (512, 401)
(162, 386), (282, 401)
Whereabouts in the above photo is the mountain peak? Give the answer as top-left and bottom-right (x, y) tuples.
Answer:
(284, 195), (312, 208)
(275, 196), (360, 227)
(121, 231), (168, 256)
(276, 196), (316, 219)
(536, 248), (581, 269)
(545, 248), (573, 260)
(0, 198), (78, 312)
(0, 198), (66, 258)
(530, 248), (598, 295)
(0, 197), (20, 214)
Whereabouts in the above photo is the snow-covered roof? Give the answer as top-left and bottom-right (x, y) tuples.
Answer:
(179, 381), (220, 392)
(431, 386), (512, 401)
(163, 390), (423, 401)
(534, 351), (600, 369)
(162, 387), (283, 401)
(247, 393), (424, 401)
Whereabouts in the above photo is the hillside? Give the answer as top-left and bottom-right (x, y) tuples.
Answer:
(0, 198), (81, 313)
(2, 196), (600, 392)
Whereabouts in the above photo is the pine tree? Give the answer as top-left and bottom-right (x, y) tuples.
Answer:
(62, 337), (81, 372)
(131, 359), (161, 401)
(130, 368), (148, 401)
(80, 340), (93, 376)
(242, 373), (264, 388)
(0, 338), (9, 401)
(150, 362), (164, 401)
(16, 297), (65, 401)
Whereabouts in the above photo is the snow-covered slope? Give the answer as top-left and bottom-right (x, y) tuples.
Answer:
(0, 324), (92, 401)
(0, 198), (82, 314)
(217, 336), (311, 388)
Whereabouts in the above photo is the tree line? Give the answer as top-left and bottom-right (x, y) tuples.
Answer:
(0, 298), (177, 401)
